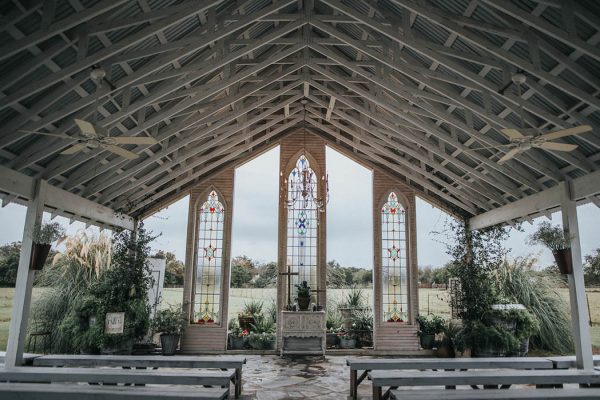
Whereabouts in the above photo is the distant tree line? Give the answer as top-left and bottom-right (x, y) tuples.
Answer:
(152, 251), (184, 286)
(418, 265), (452, 286)
(229, 256), (373, 288)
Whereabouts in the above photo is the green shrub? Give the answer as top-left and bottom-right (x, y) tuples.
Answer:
(416, 314), (445, 336)
(152, 304), (187, 335)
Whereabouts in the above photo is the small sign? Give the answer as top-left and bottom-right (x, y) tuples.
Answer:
(105, 312), (125, 334)
(491, 304), (526, 310)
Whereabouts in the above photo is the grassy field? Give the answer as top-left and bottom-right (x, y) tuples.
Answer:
(1, 287), (599, 351)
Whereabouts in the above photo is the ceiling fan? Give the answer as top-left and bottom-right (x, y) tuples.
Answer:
(477, 73), (591, 164)
(19, 68), (157, 160)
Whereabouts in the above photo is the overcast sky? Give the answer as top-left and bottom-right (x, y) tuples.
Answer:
(1, 145), (598, 268)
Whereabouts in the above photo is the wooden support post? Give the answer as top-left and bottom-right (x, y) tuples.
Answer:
(5, 180), (47, 368)
(561, 180), (593, 370)
(279, 266), (299, 308)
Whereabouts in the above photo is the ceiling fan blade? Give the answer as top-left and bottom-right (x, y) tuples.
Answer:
(110, 136), (158, 145)
(536, 142), (578, 152)
(18, 130), (72, 139)
(541, 125), (592, 141)
(74, 119), (99, 138)
(60, 143), (88, 155)
(469, 144), (513, 151)
(500, 129), (525, 140)
(498, 147), (521, 164)
(102, 144), (139, 160)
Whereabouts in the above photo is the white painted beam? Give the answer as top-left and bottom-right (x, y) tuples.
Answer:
(469, 169), (600, 229)
(0, 165), (134, 230)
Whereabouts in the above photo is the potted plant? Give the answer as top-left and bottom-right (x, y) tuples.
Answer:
(435, 321), (460, 358)
(295, 280), (311, 311)
(337, 330), (356, 349)
(30, 222), (65, 270)
(457, 320), (519, 357)
(510, 309), (540, 357)
(528, 222), (573, 274)
(416, 314), (445, 350)
(228, 318), (246, 350)
(152, 304), (187, 355)
(247, 332), (276, 350)
(326, 306), (343, 348)
(238, 300), (263, 330)
(351, 308), (373, 348)
(338, 286), (367, 330)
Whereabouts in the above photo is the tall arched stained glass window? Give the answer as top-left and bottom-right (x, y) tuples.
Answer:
(195, 190), (224, 324)
(381, 192), (408, 323)
(286, 155), (318, 303)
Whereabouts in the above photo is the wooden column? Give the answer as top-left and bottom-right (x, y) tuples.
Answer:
(561, 181), (593, 370)
(5, 180), (47, 367)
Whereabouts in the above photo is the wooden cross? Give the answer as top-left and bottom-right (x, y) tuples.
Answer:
(278, 265), (299, 307)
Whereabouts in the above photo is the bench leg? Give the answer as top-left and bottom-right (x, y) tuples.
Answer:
(350, 369), (357, 399)
(235, 368), (242, 398)
(372, 385), (382, 400)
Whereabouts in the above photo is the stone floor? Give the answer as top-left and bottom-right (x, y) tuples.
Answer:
(239, 355), (360, 399)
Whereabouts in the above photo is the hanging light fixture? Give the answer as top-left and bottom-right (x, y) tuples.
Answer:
(280, 100), (330, 212)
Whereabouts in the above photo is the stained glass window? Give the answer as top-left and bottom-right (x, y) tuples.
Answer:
(195, 190), (224, 324)
(286, 155), (318, 304)
(381, 192), (408, 323)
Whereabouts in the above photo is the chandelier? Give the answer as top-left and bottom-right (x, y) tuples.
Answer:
(280, 101), (330, 212)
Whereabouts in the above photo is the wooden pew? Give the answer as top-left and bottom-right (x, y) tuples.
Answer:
(0, 382), (228, 399)
(547, 355), (600, 369)
(34, 354), (246, 398)
(390, 387), (600, 400)
(346, 357), (554, 399)
(369, 369), (600, 400)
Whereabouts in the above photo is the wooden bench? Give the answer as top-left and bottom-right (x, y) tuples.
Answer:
(0, 382), (228, 399)
(390, 388), (600, 400)
(34, 354), (246, 398)
(0, 351), (41, 366)
(547, 355), (600, 369)
(346, 357), (554, 399)
(369, 369), (600, 400)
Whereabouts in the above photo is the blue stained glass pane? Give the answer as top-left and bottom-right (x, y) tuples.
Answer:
(300, 241), (304, 246)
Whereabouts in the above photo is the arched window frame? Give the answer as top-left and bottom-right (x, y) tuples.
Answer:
(282, 151), (322, 305)
(192, 188), (226, 325)
(380, 191), (410, 324)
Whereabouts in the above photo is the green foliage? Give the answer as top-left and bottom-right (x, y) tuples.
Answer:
(419, 265), (451, 286)
(250, 314), (276, 334)
(0, 243), (21, 287)
(254, 262), (278, 288)
(342, 286), (365, 308)
(152, 304), (187, 335)
(528, 222), (571, 251)
(416, 314), (445, 335)
(32, 222), (65, 244)
(326, 299), (343, 331)
(351, 308), (373, 331)
(246, 332), (275, 349)
(242, 299), (264, 316)
(295, 280), (310, 298)
(230, 264), (252, 288)
(153, 251), (184, 286)
(455, 320), (520, 355)
(584, 248), (600, 286)
(31, 231), (113, 353)
(326, 259), (372, 288)
(444, 218), (510, 321)
(494, 256), (573, 354)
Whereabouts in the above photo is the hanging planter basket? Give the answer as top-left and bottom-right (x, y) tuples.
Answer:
(29, 243), (52, 270)
(552, 248), (573, 274)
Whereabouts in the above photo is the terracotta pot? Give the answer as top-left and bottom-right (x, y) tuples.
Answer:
(553, 248), (573, 274)
(30, 243), (51, 270)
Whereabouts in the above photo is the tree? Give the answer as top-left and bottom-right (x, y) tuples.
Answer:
(254, 262), (277, 288)
(0, 242), (20, 287)
(584, 248), (600, 286)
(153, 251), (184, 286)
(231, 264), (252, 288)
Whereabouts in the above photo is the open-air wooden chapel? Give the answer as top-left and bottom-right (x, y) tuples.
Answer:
(0, 0), (599, 398)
